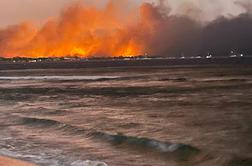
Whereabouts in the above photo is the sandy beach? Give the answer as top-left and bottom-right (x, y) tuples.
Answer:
(0, 156), (36, 166)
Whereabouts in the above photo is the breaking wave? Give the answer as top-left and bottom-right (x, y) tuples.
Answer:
(71, 160), (108, 166)
(19, 117), (200, 158)
(0, 149), (108, 166)
(92, 132), (200, 159)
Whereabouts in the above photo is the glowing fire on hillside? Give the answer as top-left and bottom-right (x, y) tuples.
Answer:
(0, 1), (159, 58)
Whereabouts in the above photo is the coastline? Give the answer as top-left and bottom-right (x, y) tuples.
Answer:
(0, 156), (37, 166)
(0, 56), (251, 70)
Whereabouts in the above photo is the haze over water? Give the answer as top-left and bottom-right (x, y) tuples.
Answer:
(0, 65), (252, 166)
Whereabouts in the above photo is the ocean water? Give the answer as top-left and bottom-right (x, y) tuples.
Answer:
(0, 65), (252, 166)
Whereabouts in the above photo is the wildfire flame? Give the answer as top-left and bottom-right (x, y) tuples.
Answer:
(0, 0), (159, 58)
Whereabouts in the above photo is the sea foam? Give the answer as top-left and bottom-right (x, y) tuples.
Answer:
(71, 160), (108, 166)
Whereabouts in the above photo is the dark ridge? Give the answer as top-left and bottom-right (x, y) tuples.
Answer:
(21, 117), (64, 127)
(0, 84), (251, 97)
(227, 157), (252, 166)
(159, 77), (189, 82)
(0, 57), (252, 71)
(21, 107), (67, 116)
(45, 77), (119, 83)
(19, 117), (87, 135)
(198, 78), (250, 83)
(0, 93), (34, 101)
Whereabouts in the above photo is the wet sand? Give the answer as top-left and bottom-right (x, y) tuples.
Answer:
(0, 156), (36, 166)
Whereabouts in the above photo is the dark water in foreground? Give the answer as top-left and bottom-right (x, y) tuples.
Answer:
(0, 65), (252, 166)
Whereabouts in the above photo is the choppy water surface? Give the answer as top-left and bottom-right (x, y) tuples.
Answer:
(0, 65), (252, 166)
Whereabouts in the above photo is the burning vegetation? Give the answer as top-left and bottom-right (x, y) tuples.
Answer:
(0, 1), (149, 58)
(0, 0), (251, 58)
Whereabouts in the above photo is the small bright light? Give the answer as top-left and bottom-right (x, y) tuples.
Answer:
(206, 55), (212, 59)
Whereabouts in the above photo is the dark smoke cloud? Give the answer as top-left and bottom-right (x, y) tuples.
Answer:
(200, 14), (252, 56)
(235, 0), (252, 14)
(143, 0), (252, 57)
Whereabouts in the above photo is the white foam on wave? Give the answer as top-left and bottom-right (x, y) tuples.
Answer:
(71, 160), (108, 166)
(0, 149), (47, 164)
(0, 149), (108, 166)
(0, 76), (120, 81)
(148, 141), (180, 152)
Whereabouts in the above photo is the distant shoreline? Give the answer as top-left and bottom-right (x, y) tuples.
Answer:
(0, 57), (251, 70)
(0, 156), (37, 166)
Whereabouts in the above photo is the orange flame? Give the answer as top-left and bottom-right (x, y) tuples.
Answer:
(0, 0), (155, 58)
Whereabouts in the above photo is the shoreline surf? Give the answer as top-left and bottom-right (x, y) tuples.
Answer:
(0, 156), (37, 166)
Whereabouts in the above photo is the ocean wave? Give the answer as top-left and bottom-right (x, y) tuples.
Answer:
(92, 132), (199, 156)
(0, 149), (108, 166)
(197, 78), (249, 82)
(2, 84), (249, 98)
(19, 117), (200, 159)
(227, 157), (252, 166)
(0, 149), (58, 166)
(21, 117), (62, 127)
(19, 117), (87, 135)
(159, 77), (188, 82)
(0, 76), (120, 81)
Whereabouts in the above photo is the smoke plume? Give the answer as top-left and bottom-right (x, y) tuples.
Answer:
(0, 0), (251, 58)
